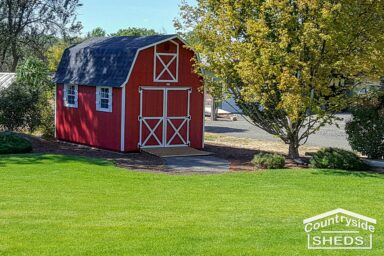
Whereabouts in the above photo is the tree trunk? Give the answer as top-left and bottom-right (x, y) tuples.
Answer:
(210, 97), (217, 121)
(288, 143), (300, 159)
(288, 133), (300, 159)
(10, 41), (19, 72)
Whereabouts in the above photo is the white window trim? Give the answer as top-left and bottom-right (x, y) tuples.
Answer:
(153, 40), (179, 83)
(96, 86), (113, 112)
(63, 84), (78, 108)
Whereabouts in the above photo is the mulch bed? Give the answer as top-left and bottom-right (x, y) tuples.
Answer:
(204, 143), (309, 171)
(20, 134), (308, 172)
(22, 134), (166, 172)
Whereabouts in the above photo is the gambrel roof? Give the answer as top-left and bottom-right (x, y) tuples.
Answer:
(54, 34), (179, 87)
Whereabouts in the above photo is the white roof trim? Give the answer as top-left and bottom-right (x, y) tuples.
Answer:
(119, 35), (186, 87)
(303, 208), (376, 224)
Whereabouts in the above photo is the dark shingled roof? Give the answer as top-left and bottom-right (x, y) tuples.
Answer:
(54, 34), (177, 87)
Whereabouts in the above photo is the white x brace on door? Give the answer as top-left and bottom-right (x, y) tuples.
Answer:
(139, 87), (191, 148)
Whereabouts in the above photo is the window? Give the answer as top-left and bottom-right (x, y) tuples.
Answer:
(64, 84), (78, 108)
(96, 86), (112, 112)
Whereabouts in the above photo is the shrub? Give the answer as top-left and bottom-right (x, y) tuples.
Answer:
(0, 132), (32, 154)
(0, 84), (32, 131)
(310, 147), (366, 171)
(252, 153), (285, 169)
(39, 91), (55, 138)
(0, 57), (54, 133)
(345, 92), (384, 159)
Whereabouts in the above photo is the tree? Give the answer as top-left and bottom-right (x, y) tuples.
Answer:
(346, 92), (384, 159)
(86, 27), (107, 38)
(176, 0), (384, 158)
(111, 27), (158, 36)
(46, 41), (70, 72)
(0, 0), (82, 71)
(0, 57), (54, 133)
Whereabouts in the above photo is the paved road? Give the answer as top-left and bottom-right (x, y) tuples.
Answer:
(205, 114), (352, 150)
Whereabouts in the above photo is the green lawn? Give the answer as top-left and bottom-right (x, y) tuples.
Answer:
(0, 154), (383, 255)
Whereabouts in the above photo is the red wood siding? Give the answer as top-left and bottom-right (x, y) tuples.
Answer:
(124, 39), (204, 151)
(56, 85), (122, 151)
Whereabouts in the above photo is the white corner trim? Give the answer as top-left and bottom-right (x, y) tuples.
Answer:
(54, 84), (57, 138)
(120, 86), (126, 152)
(202, 84), (206, 149)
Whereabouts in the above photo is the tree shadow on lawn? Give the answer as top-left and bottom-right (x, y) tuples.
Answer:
(0, 153), (111, 168)
(205, 126), (248, 134)
(204, 144), (267, 162)
(204, 144), (282, 171)
(311, 169), (384, 179)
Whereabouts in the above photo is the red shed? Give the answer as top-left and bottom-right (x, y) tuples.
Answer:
(54, 35), (204, 152)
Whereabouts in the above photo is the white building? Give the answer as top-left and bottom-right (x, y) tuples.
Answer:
(0, 73), (16, 91)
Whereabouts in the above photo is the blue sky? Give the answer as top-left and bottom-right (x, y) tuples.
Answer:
(78, 0), (196, 35)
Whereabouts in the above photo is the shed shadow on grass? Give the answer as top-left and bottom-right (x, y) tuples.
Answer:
(311, 169), (384, 179)
(0, 153), (111, 168)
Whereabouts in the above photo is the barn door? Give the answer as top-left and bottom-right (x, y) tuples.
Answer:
(165, 89), (191, 147)
(139, 87), (191, 148)
(139, 89), (165, 148)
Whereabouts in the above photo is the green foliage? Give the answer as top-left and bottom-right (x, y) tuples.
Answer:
(40, 91), (55, 138)
(0, 132), (32, 154)
(86, 27), (107, 38)
(176, 0), (384, 158)
(310, 148), (366, 171)
(46, 42), (70, 72)
(252, 153), (285, 169)
(16, 57), (53, 90)
(346, 92), (384, 159)
(0, 57), (54, 134)
(0, 83), (36, 131)
(111, 27), (158, 36)
(0, 0), (81, 71)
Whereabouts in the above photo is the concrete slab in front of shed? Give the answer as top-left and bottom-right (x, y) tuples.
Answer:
(142, 147), (212, 158)
(165, 155), (229, 173)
